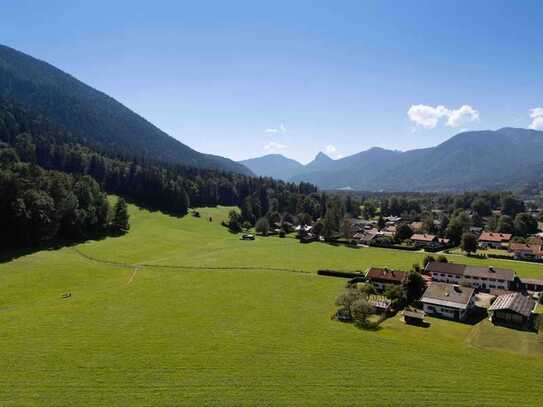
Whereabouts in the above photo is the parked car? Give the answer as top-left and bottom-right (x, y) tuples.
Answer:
(241, 234), (255, 241)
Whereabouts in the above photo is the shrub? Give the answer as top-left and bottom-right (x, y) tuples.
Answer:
(423, 255), (435, 267)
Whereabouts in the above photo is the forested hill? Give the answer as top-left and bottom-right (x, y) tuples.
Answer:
(0, 44), (252, 175)
(0, 101), (318, 251)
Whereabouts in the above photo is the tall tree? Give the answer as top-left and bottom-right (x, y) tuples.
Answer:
(112, 197), (130, 233)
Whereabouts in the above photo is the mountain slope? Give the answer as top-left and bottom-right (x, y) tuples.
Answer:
(0, 44), (252, 175)
(240, 154), (304, 179)
(243, 128), (543, 191)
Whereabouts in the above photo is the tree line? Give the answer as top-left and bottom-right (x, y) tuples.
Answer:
(0, 101), (317, 249)
(0, 101), (317, 213)
(0, 161), (130, 249)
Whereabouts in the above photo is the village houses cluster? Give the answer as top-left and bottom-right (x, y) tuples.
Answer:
(364, 261), (542, 330)
(350, 215), (543, 260)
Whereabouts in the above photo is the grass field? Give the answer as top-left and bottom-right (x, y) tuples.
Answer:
(1, 203), (542, 406)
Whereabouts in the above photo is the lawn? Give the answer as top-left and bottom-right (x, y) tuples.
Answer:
(1, 203), (542, 406)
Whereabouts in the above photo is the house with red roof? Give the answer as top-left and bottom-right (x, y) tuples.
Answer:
(478, 232), (512, 249)
(509, 242), (543, 260)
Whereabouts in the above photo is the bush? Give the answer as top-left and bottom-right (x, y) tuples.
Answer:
(423, 255), (435, 267)
(437, 255), (448, 263)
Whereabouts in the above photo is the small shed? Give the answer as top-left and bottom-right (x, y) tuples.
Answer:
(403, 308), (426, 325)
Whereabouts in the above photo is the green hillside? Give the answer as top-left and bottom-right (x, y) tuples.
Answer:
(0, 44), (252, 175)
(1, 202), (542, 406)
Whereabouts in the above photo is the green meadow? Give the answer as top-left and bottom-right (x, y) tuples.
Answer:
(1, 203), (542, 406)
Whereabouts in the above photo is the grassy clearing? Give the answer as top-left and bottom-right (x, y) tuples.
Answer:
(1, 203), (542, 406)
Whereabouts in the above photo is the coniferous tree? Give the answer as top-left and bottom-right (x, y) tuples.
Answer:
(112, 197), (130, 233)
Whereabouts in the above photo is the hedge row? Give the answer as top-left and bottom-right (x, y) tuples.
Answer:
(369, 243), (419, 251)
(487, 253), (543, 263)
(318, 269), (363, 278)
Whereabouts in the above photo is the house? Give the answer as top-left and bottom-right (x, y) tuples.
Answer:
(420, 282), (475, 321)
(488, 293), (537, 329)
(469, 226), (483, 236)
(409, 234), (438, 247)
(383, 225), (397, 236)
(409, 222), (424, 233)
(384, 216), (402, 226)
(425, 262), (465, 285)
(462, 265), (514, 291)
(519, 277), (543, 293)
(365, 267), (407, 291)
(509, 242), (543, 260)
(478, 232), (512, 249)
(409, 234), (449, 249)
(354, 229), (382, 245)
(425, 262), (515, 292)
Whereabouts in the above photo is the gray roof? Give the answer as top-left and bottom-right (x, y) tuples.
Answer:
(421, 282), (475, 310)
(425, 262), (466, 276)
(488, 293), (536, 317)
(519, 277), (543, 286)
(463, 265), (514, 281)
(403, 308), (425, 318)
(425, 262), (515, 281)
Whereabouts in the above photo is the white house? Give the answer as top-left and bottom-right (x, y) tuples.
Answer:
(425, 262), (465, 285)
(425, 262), (515, 292)
(420, 283), (475, 321)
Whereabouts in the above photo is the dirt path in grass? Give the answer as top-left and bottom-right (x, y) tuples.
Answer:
(71, 247), (311, 275)
(127, 267), (139, 284)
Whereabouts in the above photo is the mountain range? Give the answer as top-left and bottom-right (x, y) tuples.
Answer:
(2, 44), (542, 192)
(241, 127), (543, 191)
(0, 44), (252, 176)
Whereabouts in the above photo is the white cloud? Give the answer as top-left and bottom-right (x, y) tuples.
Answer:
(265, 122), (287, 134)
(446, 105), (479, 127)
(324, 144), (343, 159)
(530, 107), (543, 118)
(407, 104), (479, 129)
(325, 144), (337, 154)
(529, 107), (543, 130)
(264, 141), (287, 152)
(407, 104), (449, 129)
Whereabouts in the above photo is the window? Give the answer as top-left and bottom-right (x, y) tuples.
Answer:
(465, 276), (471, 279)
(481, 277), (488, 281)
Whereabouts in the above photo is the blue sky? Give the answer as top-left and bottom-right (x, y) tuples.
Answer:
(1, 0), (542, 163)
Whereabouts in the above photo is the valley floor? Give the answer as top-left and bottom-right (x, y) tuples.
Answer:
(1, 204), (542, 406)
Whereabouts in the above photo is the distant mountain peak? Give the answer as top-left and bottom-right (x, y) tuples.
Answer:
(314, 152), (333, 161)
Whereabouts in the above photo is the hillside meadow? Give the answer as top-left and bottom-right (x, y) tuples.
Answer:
(1, 203), (542, 406)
